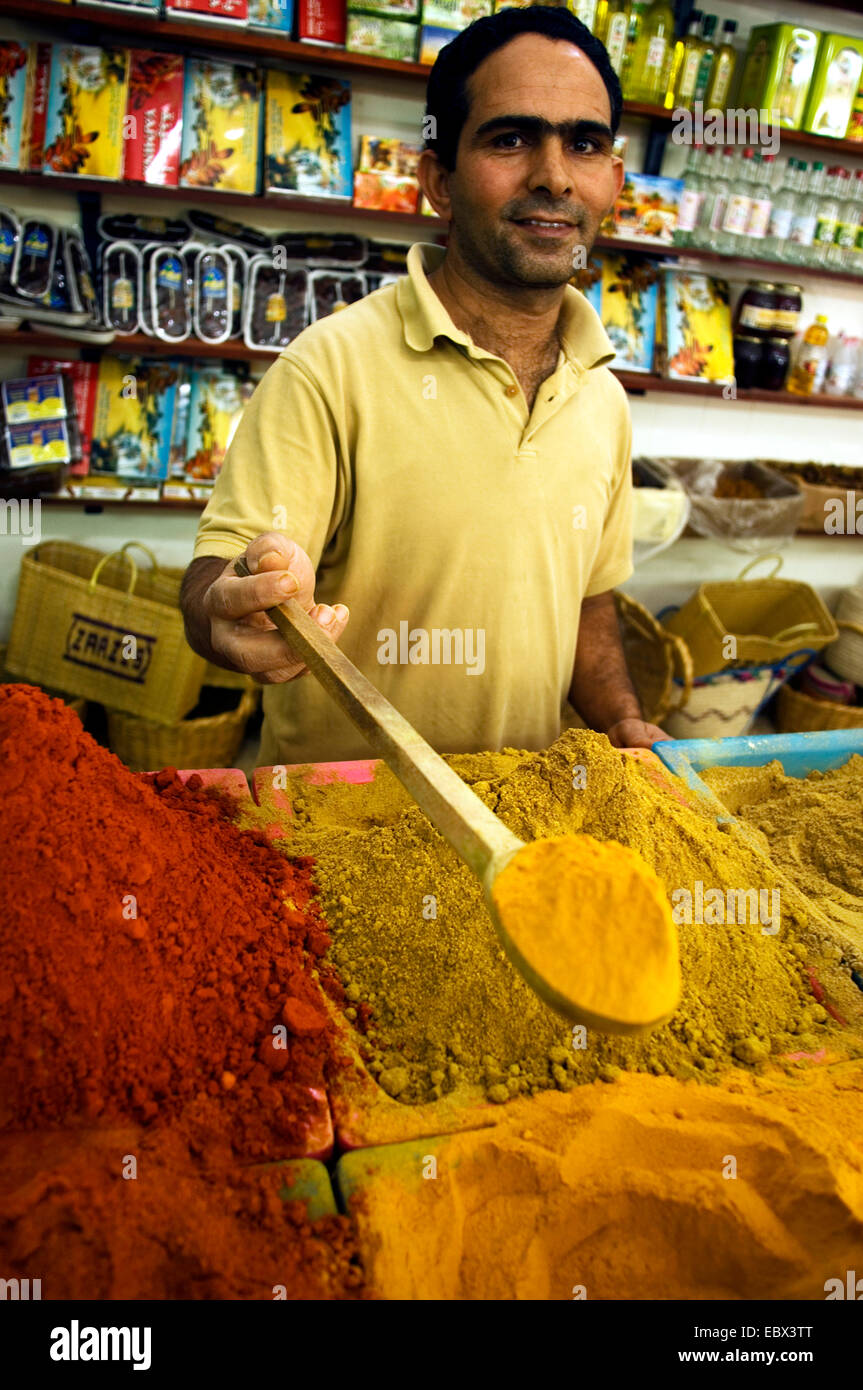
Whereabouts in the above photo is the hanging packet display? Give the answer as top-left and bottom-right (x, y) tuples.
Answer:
(12, 218), (58, 300)
(101, 240), (142, 334)
(43, 45), (130, 179)
(244, 254), (308, 351)
(27, 355), (98, 475)
(2, 375), (67, 424)
(221, 243), (248, 338)
(194, 247), (233, 344)
(0, 206), (19, 294)
(149, 245), (192, 342)
(308, 269), (367, 320)
(5, 419), (71, 469)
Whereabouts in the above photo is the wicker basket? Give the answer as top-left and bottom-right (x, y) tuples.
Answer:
(0, 641), (86, 721)
(663, 666), (784, 739)
(824, 598), (863, 686)
(776, 681), (863, 733)
(615, 590), (693, 722)
(106, 687), (258, 772)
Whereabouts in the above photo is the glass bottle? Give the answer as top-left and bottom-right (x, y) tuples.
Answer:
(830, 168), (857, 269)
(702, 146), (730, 252)
(571, 0), (599, 30)
(787, 314), (829, 396)
(599, 0), (631, 78)
(789, 161), (823, 267)
(706, 19), (738, 109)
(667, 10), (702, 111)
(627, 0), (676, 106)
(811, 167), (842, 268)
(745, 153), (774, 255)
(765, 158), (799, 261)
(717, 147), (754, 254)
(621, 0), (648, 99)
(674, 143), (704, 248)
(853, 170), (863, 277)
(693, 14), (718, 106)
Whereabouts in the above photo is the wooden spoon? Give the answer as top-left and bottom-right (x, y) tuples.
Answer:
(234, 556), (679, 1034)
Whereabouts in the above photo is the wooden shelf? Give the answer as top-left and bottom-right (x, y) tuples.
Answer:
(615, 371), (863, 410)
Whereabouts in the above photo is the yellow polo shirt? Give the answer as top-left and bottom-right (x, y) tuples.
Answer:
(194, 242), (633, 765)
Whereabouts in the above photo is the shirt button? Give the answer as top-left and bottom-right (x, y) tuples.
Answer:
(505, 383), (518, 397)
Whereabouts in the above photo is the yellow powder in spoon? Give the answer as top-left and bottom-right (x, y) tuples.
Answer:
(491, 835), (681, 1031)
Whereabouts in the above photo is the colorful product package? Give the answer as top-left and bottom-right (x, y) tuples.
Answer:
(297, 0), (346, 46)
(164, 0), (248, 22)
(22, 42), (51, 172)
(2, 375), (67, 425)
(0, 41), (31, 170)
(12, 218), (58, 300)
(76, 0), (160, 11)
(348, 0), (419, 15)
(90, 355), (179, 482)
(149, 245), (192, 343)
(353, 136), (421, 212)
(419, 0), (491, 30)
(194, 246), (233, 344)
(737, 24), (821, 131)
(265, 69), (352, 199)
(248, 0), (294, 30)
(270, 229), (366, 263)
(661, 270), (734, 385)
(419, 24), (460, 64)
(5, 419), (70, 469)
(182, 367), (253, 481)
(612, 173), (683, 246)
(101, 240), (142, 334)
(123, 51), (184, 186)
(0, 207), (20, 295)
(244, 254), (308, 351)
(802, 33), (863, 140)
(179, 60), (262, 196)
(308, 268), (367, 321)
(347, 14), (420, 60)
(579, 254), (660, 374)
(43, 45), (130, 180)
(27, 355), (99, 475)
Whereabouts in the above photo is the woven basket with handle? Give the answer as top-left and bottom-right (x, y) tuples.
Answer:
(614, 590), (693, 723)
(776, 680), (863, 733)
(824, 589), (863, 686)
(106, 687), (258, 773)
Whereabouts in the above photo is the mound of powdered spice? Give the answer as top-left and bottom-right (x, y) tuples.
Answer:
(276, 731), (860, 1104)
(0, 684), (346, 1159)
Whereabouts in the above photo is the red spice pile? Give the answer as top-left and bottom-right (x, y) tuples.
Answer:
(0, 684), (366, 1299)
(0, 684), (346, 1158)
(0, 1126), (364, 1301)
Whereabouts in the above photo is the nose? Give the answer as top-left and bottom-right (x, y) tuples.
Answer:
(526, 136), (573, 200)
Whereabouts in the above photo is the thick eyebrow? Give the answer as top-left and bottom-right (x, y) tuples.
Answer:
(471, 115), (615, 146)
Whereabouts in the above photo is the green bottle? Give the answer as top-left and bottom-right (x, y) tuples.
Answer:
(705, 19), (738, 109)
(693, 14), (718, 105)
(628, 0), (676, 105)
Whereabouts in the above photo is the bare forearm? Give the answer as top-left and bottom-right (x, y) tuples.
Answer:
(569, 590), (642, 733)
(181, 556), (231, 666)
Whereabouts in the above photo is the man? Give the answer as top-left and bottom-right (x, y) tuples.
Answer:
(181, 6), (668, 765)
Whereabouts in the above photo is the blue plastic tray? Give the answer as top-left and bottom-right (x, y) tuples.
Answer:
(653, 730), (863, 811)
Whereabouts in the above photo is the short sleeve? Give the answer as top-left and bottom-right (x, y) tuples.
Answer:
(192, 353), (347, 566)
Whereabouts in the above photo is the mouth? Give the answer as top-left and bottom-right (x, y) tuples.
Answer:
(512, 217), (578, 238)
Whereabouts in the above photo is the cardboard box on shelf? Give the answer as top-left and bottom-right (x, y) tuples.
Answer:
(611, 172), (683, 246)
(164, 0), (249, 22)
(353, 135), (421, 211)
(123, 51), (185, 187)
(660, 269), (734, 385)
(43, 45), (130, 180)
(266, 68), (352, 199)
(181, 368), (253, 483)
(179, 60), (262, 196)
(420, 0), (491, 30)
(348, 0), (420, 16)
(347, 13), (420, 60)
(578, 253), (661, 375)
(90, 356), (179, 484)
(248, 0), (295, 30)
(297, 0), (347, 46)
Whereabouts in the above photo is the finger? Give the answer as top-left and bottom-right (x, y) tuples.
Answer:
(245, 533), (317, 606)
(310, 603), (350, 642)
(205, 563), (300, 622)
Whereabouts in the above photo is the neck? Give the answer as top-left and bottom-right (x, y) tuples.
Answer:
(426, 240), (566, 361)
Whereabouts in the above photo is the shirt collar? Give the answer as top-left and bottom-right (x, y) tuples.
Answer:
(397, 241), (616, 372)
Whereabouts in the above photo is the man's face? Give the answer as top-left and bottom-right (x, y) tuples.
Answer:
(422, 34), (624, 288)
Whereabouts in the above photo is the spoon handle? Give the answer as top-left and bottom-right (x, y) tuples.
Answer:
(234, 556), (521, 879)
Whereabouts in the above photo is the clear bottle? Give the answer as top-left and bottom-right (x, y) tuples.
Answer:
(673, 143), (704, 248)
(787, 314), (829, 396)
(571, 0), (599, 30)
(702, 146), (730, 252)
(853, 170), (863, 277)
(744, 153), (774, 255)
(598, 0), (631, 78)
(789, 161), (823, 267)
(811, 167), (842, 268)
(627, 0), (676, 105)
(765, 159), (799, 261)
(718, 147), (755, 254)
(693, 14), (718, 106)
(621, 0), (648, 99)
(706, 19), (737, 109)
(667, 10), (702, 111)
(830, 168), (857, 269)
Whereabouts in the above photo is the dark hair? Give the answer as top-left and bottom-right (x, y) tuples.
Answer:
(424, 6), (623, 171)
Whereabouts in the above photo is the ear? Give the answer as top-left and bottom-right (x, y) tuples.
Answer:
(418, 149), (452, 221)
